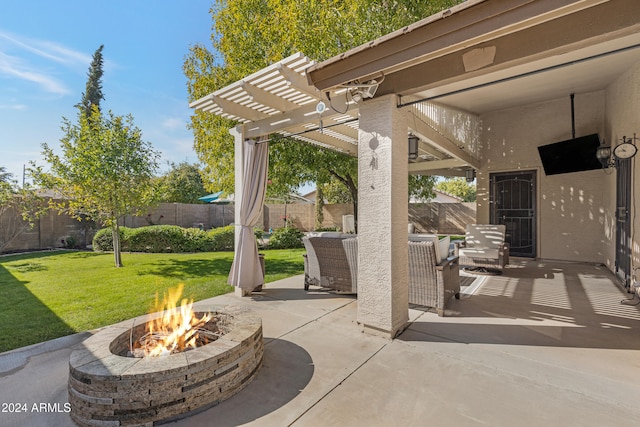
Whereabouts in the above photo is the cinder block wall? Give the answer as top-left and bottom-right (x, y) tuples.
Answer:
(2, 201), (476, 252)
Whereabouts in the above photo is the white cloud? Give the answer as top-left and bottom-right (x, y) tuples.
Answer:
(0, 30), (103, 95)
(0, 103), (27, 110)
(162, 117), (185, 130)
(0, 51), (70, 95)
(0, 30), (90, 66)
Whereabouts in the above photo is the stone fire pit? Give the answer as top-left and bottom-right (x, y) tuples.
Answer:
(68, 306), (263, 427)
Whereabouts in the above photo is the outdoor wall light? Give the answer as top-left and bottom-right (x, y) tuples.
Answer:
(596, 141), (614, 168)
(465, 168), (476, 183)
(408, 134), (419, 160)
(597, 134), (639, 169)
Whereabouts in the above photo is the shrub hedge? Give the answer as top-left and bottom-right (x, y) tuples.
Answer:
(92, 225), (234, 253)
(268, 227), (304, 249)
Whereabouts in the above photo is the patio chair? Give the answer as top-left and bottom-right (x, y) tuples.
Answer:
(455, 224), (509, 274)
(408, 240), (460, 316)
(303, 235), (357, 293)
(302, 236), (321, 290)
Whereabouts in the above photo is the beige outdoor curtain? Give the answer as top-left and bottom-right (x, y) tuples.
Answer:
(228, 136), (269, 290)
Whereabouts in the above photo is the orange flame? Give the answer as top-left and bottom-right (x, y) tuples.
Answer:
(137, 284), (211, 357)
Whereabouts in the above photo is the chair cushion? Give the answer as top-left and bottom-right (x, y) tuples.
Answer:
(307, 231), (343, 238)
(465, 225), (506, 249)
(409, 234), (449, 263)
(438, 236), (451, 263)
(458, 247), (500, 260)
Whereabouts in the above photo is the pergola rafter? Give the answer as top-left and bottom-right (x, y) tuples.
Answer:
(190, 52), (478, 175)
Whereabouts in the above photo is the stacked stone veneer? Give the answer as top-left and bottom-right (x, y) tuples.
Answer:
(68, 306), (263, 427)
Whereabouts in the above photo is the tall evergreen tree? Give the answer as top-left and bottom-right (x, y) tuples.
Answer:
(77, 44), (105, 118)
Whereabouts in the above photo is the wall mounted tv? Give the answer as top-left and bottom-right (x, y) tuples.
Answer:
(537, 133), (602, 176)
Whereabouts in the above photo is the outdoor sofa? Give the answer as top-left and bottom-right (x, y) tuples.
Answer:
(303, 233), (460, 316)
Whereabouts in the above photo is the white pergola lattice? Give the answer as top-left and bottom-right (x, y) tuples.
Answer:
(189, 52), (475, 174)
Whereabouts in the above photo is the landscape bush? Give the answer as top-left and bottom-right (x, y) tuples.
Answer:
(268, 227), (304, 249)
(92, 225), (234, 253)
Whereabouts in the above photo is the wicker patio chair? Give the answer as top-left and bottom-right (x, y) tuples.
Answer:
(302, 236), (321, 290)
(408, 240), (460, 316)
(304, 236), (357, 293)
(455, 224), (509, 274)
(342, 237), (358, 292)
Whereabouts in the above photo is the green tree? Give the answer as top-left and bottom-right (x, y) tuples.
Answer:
(156, 162), (207, 204)
(435, 177), (476, 202)
(0, 168), (47, 253)
(0, 166), (12, 183)
(409, 175), (437, 202)
(32, 108), (160, 267)
(76, 45), (105, 119)
(183, 0), (463, 227)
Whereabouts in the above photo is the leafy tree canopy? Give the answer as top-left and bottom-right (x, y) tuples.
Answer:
(184, 0), (463, 206)
(31, 107), (160, 266)
(0, 167), (47, 253)
(156, 162), (208, 204)
(435, 177), (477, 202)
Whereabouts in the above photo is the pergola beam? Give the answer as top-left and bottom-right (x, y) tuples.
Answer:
(244, 103), (357, 141)
(240, 81), (298, 114)
(409, 110), (480, 169)
(408, 158), (466, 173)
(417, 141), (447, 160)
(209, 95), (271, 122)
(276, 63), (323, 100)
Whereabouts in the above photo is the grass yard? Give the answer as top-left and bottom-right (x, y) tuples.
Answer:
(0, 249), (304, 352)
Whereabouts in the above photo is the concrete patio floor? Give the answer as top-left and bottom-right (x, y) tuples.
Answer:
(2, 258), (640, 426)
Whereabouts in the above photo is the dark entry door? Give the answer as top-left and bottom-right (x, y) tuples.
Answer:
(616, 158), (632, 289)
(490, 171), (536, 258)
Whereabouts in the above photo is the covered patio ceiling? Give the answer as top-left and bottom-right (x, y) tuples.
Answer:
(191, 0), (640, 177)
(308, 0), (640, 112)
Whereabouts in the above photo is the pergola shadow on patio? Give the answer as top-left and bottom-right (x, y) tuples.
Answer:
(2, 260), (640, 426)
(404, 259), (640, 351)
(182, 259), (640, 426)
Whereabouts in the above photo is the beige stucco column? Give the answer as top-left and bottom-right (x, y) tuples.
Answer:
(357, 94), (409, 338)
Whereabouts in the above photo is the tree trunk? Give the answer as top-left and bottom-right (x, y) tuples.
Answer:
(351, 193), (358, 234)
(346, 176), (358, 234)
(112, 224), (123, 267)
(327, 170), (358, 233)
(315, 185), (324, 230)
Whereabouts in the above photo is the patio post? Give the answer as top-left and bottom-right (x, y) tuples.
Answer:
(357, 94), (409, 338)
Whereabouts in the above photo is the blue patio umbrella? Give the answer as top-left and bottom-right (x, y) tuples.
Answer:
(198, 191), (223, 203)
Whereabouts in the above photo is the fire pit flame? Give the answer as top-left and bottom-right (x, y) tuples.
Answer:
(133, 284), (212, 357)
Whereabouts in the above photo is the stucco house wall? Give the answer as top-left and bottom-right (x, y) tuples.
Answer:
(605, 60), (640, 272)
(478, 90), (607, 263)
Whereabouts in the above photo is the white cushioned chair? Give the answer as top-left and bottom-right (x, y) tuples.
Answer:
(455, 224), (509, 272)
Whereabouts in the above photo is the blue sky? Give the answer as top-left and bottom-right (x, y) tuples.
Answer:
(0, 1), (215, 183)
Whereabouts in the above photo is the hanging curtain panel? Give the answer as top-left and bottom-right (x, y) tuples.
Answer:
(228, 136), (269, 290)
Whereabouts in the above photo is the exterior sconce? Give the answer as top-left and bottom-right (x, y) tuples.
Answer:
(408, 135), (419, 160)
(465, 169), (476, 183)
(596, 141), (614, 168)
(597, 134), (639, 169)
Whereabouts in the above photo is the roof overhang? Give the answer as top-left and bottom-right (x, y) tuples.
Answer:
(191, 0), (640, 176)
(307, 0), (640, 115)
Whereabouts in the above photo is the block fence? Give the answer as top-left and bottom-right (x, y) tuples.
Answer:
(1, 201), (475, 253)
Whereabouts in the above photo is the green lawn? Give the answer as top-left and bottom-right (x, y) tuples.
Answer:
(0, 249), (304, 352)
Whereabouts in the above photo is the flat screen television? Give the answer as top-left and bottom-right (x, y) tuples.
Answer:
(537, 133), (602, 176)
